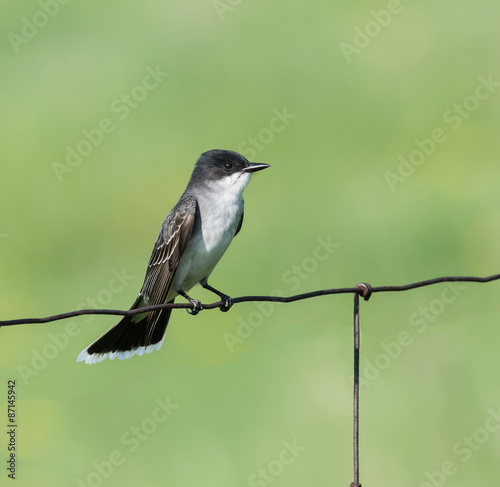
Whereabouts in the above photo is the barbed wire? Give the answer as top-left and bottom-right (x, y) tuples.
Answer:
(2, 272), (500, 487)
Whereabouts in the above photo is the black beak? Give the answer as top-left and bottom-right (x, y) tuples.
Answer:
(243, 162), (270, 173)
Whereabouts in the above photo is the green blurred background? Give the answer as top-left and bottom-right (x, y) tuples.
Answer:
(1, 1), (500, 485)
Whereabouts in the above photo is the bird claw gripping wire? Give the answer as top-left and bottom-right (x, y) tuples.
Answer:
(218, 294), (233, 312)
(186, 299), (203, 315)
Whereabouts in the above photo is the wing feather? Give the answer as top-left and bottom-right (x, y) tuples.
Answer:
(140, 195), (197, 329)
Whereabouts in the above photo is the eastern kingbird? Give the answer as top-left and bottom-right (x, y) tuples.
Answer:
(77, 149), (269, 364)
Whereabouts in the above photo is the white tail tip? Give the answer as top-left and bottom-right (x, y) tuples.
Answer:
(76, 339), (164, 365)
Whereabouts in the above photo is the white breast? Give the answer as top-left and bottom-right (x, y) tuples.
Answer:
(169, 174), (248, 297)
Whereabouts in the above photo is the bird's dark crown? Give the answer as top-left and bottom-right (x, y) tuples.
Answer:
(191, 149), (250, 181)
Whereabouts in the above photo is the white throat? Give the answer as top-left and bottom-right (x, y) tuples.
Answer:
(204, 171), (252, 200)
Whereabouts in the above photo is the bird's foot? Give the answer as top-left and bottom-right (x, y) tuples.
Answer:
(219, 294), (233, 312)
(200, 281), (233, 312)
(178, 290), (203, 316)
(186, 298), (203, 316)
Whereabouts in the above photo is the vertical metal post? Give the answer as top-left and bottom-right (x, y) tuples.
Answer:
(352, 291), (361, 487)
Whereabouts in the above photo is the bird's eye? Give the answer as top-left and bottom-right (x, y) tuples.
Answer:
(224, 162), (233, 171)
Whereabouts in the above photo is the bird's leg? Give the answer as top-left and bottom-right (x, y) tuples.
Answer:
(200, 279), (233, 312)
(178, 290), (203, 316)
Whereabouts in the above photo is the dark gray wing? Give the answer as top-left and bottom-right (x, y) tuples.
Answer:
(140, 195), (197, 326)
(234, 211), (243, 237)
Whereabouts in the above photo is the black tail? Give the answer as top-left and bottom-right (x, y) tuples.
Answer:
(77, 299), (173, 364)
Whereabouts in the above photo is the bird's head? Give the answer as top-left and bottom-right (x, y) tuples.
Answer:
(190, 149), (270, 196)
